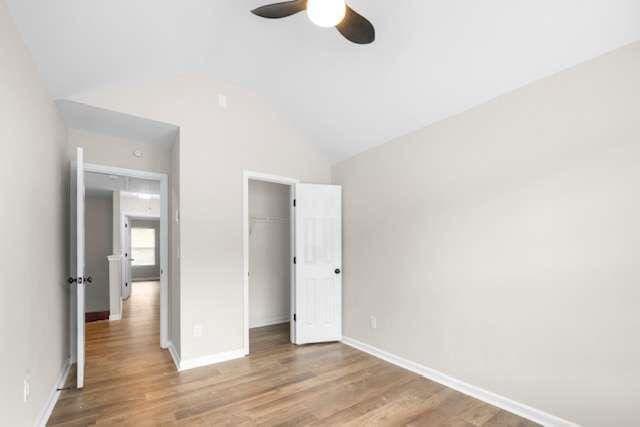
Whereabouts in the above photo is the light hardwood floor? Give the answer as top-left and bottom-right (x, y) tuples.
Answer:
(49, 281), (538, 426)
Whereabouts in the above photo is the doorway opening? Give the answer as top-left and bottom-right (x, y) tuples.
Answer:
(69, 155), (169, 388)
(128, 217), (161, 282)
(71, 161), (170, 389)
(243, 171), (298, 355)
(85, 164), (169, 347)
(83, 172), (164, 322)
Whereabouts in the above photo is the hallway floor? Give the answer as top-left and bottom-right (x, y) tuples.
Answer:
(49, 283), (537, 426)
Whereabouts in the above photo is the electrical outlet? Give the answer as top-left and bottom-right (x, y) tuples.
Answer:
(193, 324), (203, 338)
(23, 377), (30, 402)
(370, 315), (377, 329)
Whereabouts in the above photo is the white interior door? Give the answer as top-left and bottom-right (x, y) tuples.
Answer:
(69, 147), (85, 388)
(295, 184), (342, 344)
(122, 216), (132, 299)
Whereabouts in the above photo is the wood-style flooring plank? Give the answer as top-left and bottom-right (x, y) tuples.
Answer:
(48, 282), (539, 427)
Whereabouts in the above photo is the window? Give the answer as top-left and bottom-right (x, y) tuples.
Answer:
(131, 228), (156, 266)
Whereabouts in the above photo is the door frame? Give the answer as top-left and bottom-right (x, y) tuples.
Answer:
(83, 163), (170, 349)
(242, 170), (299, 355)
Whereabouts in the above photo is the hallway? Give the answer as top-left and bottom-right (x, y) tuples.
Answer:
(49, 281), (168, 426)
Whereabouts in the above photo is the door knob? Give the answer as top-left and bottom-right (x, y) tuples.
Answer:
(85, 276), (93, 284)
(334, 268), (341, 274)
(67, 277), (77, 284)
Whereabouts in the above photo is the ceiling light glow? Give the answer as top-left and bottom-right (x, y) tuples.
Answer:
(307, 0), (346, 28)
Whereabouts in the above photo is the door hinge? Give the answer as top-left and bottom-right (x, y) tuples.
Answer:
(293, 313), (297, 322)
(293, 199), (296, 207)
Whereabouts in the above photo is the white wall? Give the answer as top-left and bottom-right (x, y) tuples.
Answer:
(0, 1), (68, 424)
(68, 128), (170, 174)
(70, 75), (333, 360)
(85, 195), (112, 312)
(249, 181), (290, 328)
(332, 42), (640, 426)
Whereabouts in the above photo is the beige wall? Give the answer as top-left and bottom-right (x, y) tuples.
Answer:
(68, 128), (171, 174)
(249, 181), (290, 328)
(85, 196), (112, 312)
(70, 76), (332, 360)
(0, 1), (68, 424)
(332, 42), (640, 426)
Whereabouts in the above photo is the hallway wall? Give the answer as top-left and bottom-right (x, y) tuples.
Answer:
(0, 1), (69, 425)
(85, 195), (113, 313)
(68, 128), (171, 174)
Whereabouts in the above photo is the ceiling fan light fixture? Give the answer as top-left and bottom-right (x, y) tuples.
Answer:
(307, 0), (346, 27)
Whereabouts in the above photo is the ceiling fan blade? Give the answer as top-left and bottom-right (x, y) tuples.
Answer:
(336, 5), (375, 44)
(251, 0), (307, 19)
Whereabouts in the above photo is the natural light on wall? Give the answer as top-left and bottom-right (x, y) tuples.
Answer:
(131, 228), (156, 266)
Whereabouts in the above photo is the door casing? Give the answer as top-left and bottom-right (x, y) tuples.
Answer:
(242, 170), (298, 355)
(76, 162), (170, 349)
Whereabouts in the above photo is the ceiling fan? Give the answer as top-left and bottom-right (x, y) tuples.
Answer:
(251, 0), (375, 44)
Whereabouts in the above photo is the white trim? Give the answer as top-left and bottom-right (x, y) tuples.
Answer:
(167, 341), (242, 372)
(108, 313), (122, 321)
(84, 162), (169, 349)
(167, 341), (180, 371)
(289, 184), (296, 345)
(35, 358), (71, 427)
(342, 336), (578, 427)
(178, 349), (244, 372)
(242, 170), (299, 356)
(250, 315), (290, 328)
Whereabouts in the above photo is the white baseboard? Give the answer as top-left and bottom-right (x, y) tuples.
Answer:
(342, 336), (578, 427)
(167, 341), (180, 371)
(250, 314), (289, 328)
(108, 313), (121, 321)
(168, 343), (244, 372)
(35, 358), (71, 427)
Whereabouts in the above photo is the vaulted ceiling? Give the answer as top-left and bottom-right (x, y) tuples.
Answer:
(7, 0), (640, 160)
